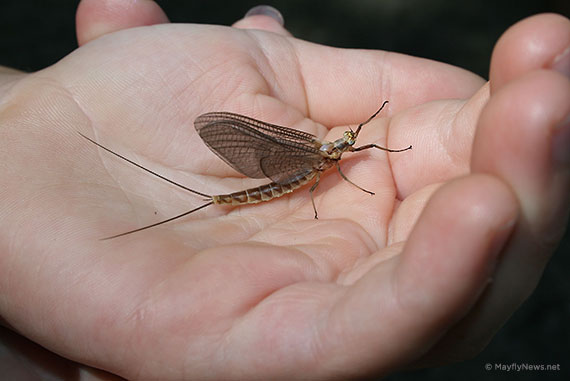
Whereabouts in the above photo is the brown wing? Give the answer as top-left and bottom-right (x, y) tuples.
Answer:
(194, 112), (323, 183)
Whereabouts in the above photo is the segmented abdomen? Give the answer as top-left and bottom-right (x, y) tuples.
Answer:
(212, 171), (317, 205)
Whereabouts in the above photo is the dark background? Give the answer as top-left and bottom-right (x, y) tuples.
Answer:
(1, 1), (568, 380)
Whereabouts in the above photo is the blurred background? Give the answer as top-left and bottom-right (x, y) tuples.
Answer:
(1, 1), (568, 380)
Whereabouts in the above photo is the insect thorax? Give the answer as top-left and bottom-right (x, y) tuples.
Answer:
(318, 131), (357, 160)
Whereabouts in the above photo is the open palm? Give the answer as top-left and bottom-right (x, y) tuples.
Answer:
(1, 6), (568, 379)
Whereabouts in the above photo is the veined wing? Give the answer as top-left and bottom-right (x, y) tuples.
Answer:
(194, 112), (322, 183)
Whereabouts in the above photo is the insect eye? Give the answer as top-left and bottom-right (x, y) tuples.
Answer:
(344, 131), (356, 142)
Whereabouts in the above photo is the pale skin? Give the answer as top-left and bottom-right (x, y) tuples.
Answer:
(0, 0), (569, 379)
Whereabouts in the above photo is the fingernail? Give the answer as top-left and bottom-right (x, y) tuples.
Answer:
(553, 113), (570, 165)
(552, 46), (570, 78)
(244, 5), (284, 26)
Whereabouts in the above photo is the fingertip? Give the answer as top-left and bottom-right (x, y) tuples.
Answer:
(245, 5), (285, 26)
(76, 0), (170, 46)
(490, 13), (570, 92)
(474, 70), (570, 173)
(233, 5), (291, 37)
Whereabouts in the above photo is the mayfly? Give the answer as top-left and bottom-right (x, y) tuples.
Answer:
(80, 101), (411, 239)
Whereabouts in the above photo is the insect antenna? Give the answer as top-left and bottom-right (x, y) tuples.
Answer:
(353, 100), (389, 137)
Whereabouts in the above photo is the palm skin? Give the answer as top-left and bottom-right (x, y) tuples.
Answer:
(1, 12), (568, 380)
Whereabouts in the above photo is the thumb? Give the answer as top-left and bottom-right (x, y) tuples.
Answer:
(76, 0), (170, 46)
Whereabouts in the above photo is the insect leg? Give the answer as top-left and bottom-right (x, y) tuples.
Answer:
(335, 161), (375, 196)
(352, 143), (412, 153)
(309, 172), (321, 219)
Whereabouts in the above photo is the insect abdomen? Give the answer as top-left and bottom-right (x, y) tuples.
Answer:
(212, 172), (317, 205)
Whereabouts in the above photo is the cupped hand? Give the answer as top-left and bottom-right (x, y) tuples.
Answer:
(0, 1), (568, 379)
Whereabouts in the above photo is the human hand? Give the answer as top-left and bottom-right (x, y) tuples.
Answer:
(0, 0), (568, 379)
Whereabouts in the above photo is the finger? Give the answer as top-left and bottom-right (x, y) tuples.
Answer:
(490, 13), (570, 92)
(76, 0), (170, 46)
(392, 13), (570, 198)
(290, 42), (485, 128)
(233, 5), (291, 37)
(389, 84), (489, 199)
(474, 70), (570, 256)
(323, 175), (517, 375)
(420, 70), (570, 363)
